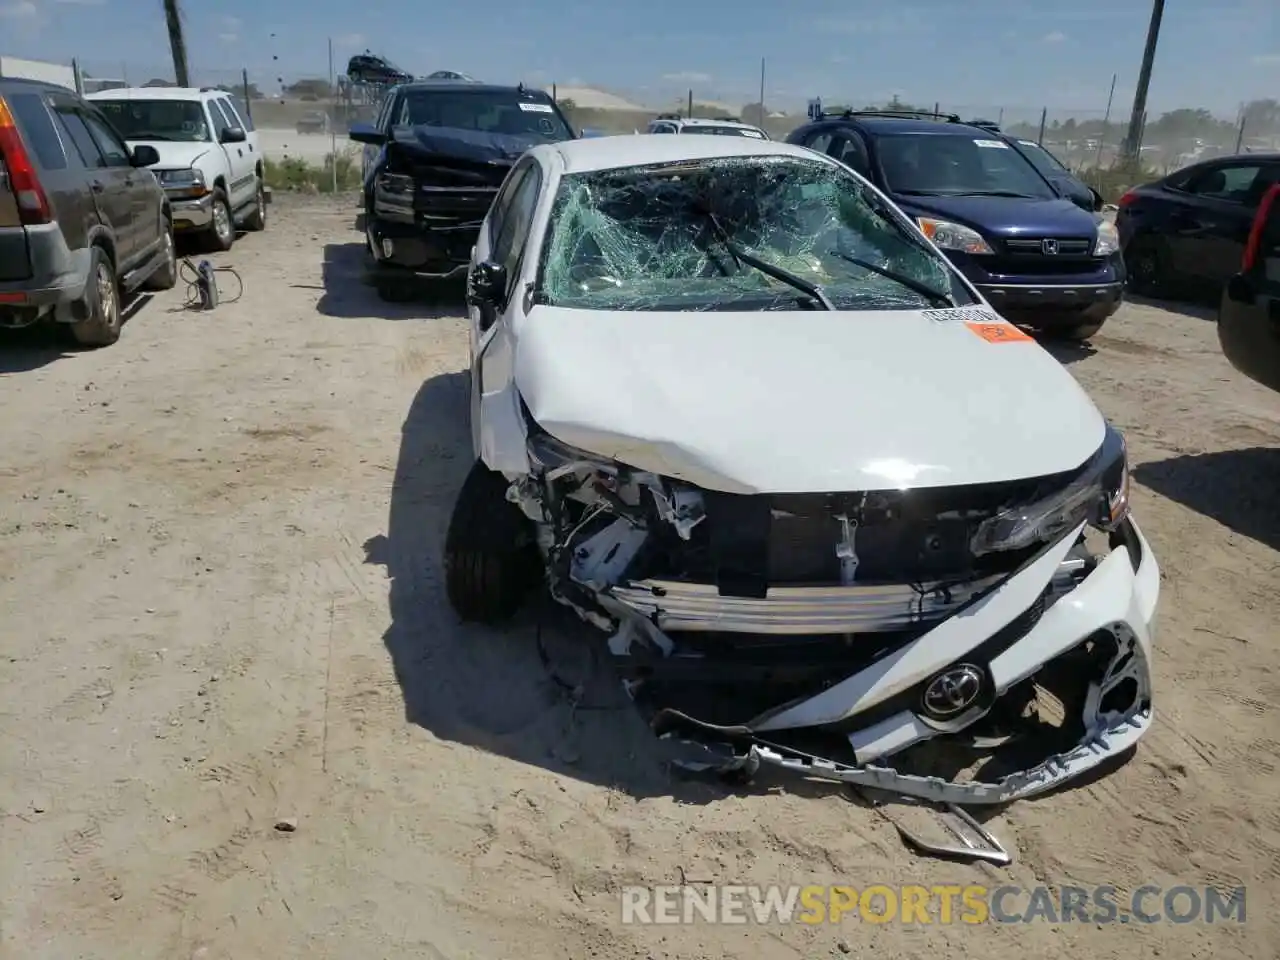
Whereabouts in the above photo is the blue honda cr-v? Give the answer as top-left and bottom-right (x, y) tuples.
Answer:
(786, 111), (1124, 340)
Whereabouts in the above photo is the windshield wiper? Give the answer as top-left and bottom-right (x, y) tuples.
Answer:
(693, 201), (835, 310)
(954, 190), (1038, 198)
(827, 250), (954, 307)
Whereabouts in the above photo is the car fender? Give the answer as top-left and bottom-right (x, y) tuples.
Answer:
(473, 320), (530, 475)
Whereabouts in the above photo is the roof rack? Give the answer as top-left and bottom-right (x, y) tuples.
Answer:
(820, 108), (963, 124)
(655, 112), (682, 120)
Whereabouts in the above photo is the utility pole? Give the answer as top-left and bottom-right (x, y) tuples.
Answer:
(162, 0), (190, 86)
(759, 57), (765, 123)
(1120, 0), (1164, 166)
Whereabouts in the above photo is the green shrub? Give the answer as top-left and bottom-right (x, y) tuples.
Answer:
(263, 149), (362, 193)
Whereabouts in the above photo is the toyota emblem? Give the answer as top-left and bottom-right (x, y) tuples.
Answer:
(921, 664), (984, 718)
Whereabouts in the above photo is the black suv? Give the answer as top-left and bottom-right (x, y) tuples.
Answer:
(0, 77), (177, 346)
(786, 110), (1125, 340)
(349, 81), (575, 301)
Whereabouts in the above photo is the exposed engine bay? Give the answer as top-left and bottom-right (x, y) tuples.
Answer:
(500, 425), (1157, 806)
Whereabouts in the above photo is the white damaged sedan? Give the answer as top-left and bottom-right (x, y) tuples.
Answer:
(445, 135), (1159, 805)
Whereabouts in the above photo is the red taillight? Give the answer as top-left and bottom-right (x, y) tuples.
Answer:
(1242, 183), (1280, 273)
(1117, 191), (1137, 208)
(0, 95), (52, 225)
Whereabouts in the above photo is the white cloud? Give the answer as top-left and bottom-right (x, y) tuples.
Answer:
(333, 32), (365, 47)
(221, 15), (241, 29)
(815, 12), (919, 35)
(1252, 53), (1280, 65)
(1043, 30), (1067, 43)
(52, 0), (107, 4)
(662, 71), (711, 83)
(219, 32), (238, 43)
(0, 0), (37, 18)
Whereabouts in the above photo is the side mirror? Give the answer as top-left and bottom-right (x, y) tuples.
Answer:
(466, 260), (508, 310)
(130, 144), (160, 167)
(220, 126), (247, 144)
(1226, 273), (1255, 305)
(1090, 187), (1105, 212)
(348, 122), (385, 145)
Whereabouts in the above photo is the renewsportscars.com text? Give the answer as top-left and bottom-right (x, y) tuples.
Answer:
(620, 884), (1246, 926)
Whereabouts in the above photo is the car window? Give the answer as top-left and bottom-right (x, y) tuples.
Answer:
(206, 99), (231, 139)
(80, 109), (132, 167)
(537, 154), (973, 312)
(829, 132), (869, 174)
(395, 89), (572, 141)
(650, 123), (677, 134)
(1015, 139), (1069, 177)
(218, 97), (246, 131)
(1184, 164), (1264, 204)
(486, 161), (530, 249)
(5, 92), (69, 171)
(493, 162), (541, 277)
(374, 93), (393, 131)
(804, 130), (835, 153)
(53, 103), (105, 167)
(90, 97), (212, 142)
(875, 132), (1057, 199)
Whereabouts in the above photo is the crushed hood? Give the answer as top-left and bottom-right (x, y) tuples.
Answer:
(390, 125), (546, 164)
(515, 306), (1105, 494)
(894, 194), (1099, 241)
(125, 141), (213, 170)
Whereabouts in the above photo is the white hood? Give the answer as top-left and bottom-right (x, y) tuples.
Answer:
(125, 140), (213, 171)
(515, 307), (1105, 494)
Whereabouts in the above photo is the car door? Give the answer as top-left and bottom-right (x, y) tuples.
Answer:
(50, 94), (140, 264)
(207, 98), (252, 210)
(468, 159), (540, 466)
(217, 96), (257, 193)
(1218, 184), (1280, 392)
(81, 102), (163, 265)
(1164, 161), (1271, 284)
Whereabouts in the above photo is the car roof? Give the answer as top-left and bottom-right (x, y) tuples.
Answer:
(822, 114), (995, 136)
(672, 118), (762, 129)
(394, 81), (550, 96)
(542, 134), (823, 175)
(86, 87), (225, 101)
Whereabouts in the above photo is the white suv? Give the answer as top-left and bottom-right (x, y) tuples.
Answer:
(645, 115), (769, 139)
(87, 87), (269, 250)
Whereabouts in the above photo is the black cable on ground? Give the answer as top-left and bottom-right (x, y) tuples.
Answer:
(179, 258), (245, 310)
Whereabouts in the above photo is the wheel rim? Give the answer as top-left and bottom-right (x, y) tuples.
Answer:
(163, 229), (174, 268)
(214, 201), (232, 242)
(1131, 246), (1158, 286)
(96, 263), (115, 321)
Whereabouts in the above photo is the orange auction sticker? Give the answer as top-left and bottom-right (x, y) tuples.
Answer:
(965, 321), (1034, 343)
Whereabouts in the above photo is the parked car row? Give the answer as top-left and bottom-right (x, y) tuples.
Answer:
(0, 78), (271, 348)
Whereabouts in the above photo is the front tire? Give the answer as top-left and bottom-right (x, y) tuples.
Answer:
(205, 190), (235, 252)
(1060, 320), (1106, 341)
(244, 178), (267, 231)
(144, 220), (178, 291)
(443, 460), (542, 624)
(70, 247), (122, 347)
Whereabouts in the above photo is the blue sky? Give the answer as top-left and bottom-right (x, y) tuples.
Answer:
(2, 0), (1277, 118)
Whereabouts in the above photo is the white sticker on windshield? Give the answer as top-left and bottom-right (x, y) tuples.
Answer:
(921, 306), (1003, 324)
(973, 138), (1009, 149)
(519, 102), (554, 113)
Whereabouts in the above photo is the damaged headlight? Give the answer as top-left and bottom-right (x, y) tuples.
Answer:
(970, 424), (1129, 556)
(527, 431), (619, 480)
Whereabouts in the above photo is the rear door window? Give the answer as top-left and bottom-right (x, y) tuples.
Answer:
(81, 109), (132, 167)
(52, 102), (106, 167)
(217, 97), (245, 131)
(6, 92), (69, 171)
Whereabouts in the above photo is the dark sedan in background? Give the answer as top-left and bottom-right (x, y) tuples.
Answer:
(1218, 182), (1280, 394)
(1116, 152), (1280, 297)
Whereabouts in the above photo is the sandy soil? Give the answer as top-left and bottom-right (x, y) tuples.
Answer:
(1, 195), (1278, 959)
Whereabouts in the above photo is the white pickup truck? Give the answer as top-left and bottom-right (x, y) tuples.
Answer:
(87, 87), (269, 251)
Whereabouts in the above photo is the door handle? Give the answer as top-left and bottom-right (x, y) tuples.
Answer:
(90, 180), (104, 193)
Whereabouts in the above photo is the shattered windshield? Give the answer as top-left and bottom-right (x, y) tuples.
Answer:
(92, 99), (211, 142)
(877, 133), (1057, 199)
(396, 91), (572, 141)
(537, 155), (971, 312)
(683, 126), (767, 139)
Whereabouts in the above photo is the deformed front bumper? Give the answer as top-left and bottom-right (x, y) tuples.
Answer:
(170, 192), (215, 230)
(618, 517), (1159, 805)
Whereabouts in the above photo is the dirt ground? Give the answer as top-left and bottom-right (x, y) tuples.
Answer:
(1, 195), (1278, 960)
